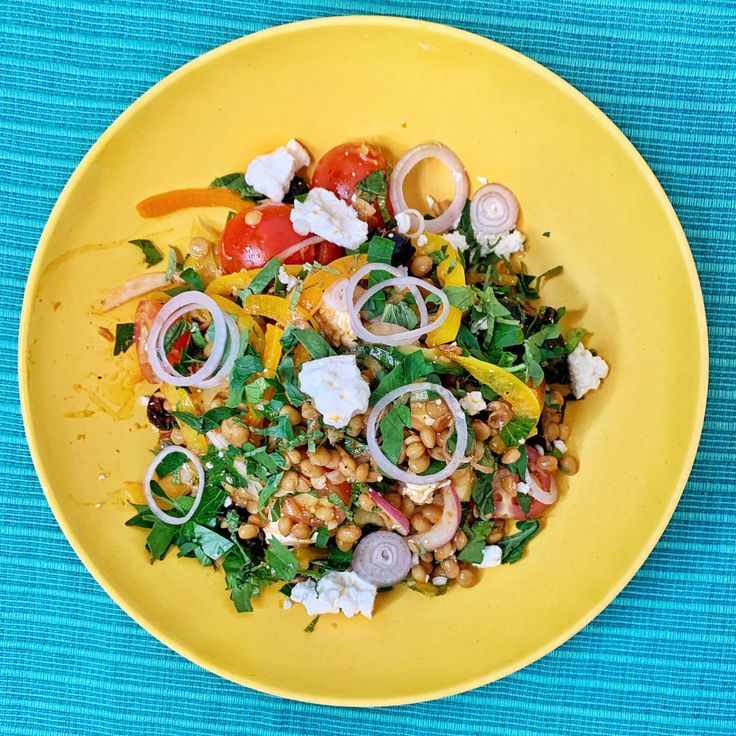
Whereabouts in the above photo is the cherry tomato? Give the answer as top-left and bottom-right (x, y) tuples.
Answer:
(219, 203), (345, 273)
(491, 456), (550, 520)
(311, 142), (392, 230)
(134, 300), (163, 384)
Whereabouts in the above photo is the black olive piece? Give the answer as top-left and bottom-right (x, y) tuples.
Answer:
(283, 176), (310, 204)
(384, 231), (414, 267)
(147, 392), (175, 431)
(542, 356), (571, 386)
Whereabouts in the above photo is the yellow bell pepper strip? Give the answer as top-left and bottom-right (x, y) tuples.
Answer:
(208, 294), (265, 355)
(299, 254), (367, 311)
(242, 294), (317, 329)
(136, 188), (253, 218)
(262, 323), (284, 375)
(206, 265), (302, 298)
(413, 233), (466, 347)
(159, 384), (208, 453)
(450, 354), (541, 429)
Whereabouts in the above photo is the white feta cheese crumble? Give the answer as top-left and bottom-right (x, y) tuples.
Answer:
(476, 175), (489, 185)
(298, 354), (370, 428)
(315, 303), (357, 349)
(553, 439), (568, 454)
(277, 265), (298, 292)
(567, 342), (609, 399)
(459, 391), (486, 416)
(478, 229), (526, 259)
(400, 479), (450, 505)
(444, 230), (469, 253)
(290, 571), (377, 618)
(470, 316), (489, 334)
(474, 545), (502, 568)
(416, 234), (428, 247)
(282, 599), (292, 610)
(244, 139), (310, 203)
(290, 187), (368, 249)
(395, 211), (412, 234)
(516, 481), (531, 496)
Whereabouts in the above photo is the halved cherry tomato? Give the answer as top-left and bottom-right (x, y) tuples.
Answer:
(311, 142), (392, 230)
(134, 300), (163, 384)
(491, 447), (552, 520)
(219, 203), (344, 273)
(166, 329), (190, 366)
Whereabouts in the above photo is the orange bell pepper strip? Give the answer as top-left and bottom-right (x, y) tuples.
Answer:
(450, 354), (541, 430)
(136, 188), (253, 218)
(206, 265), (302, 298)
(413, 233), (466, 347)
(241, 294), (317, 329)
(262, 323), (284, 375)
(299, 254), (367, 311)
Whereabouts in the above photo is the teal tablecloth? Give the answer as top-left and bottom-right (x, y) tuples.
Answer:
(2, 1), (735, 733)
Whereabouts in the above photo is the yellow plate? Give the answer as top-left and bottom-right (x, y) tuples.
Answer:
(18, 16), (708, 705)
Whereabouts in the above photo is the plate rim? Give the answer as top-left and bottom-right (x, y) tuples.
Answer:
(18, 14), (709, 706)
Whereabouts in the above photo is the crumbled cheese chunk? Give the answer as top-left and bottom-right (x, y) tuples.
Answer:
(395, 211), (412, 234)
(567, 342), (609, 399)
(444, 230), (469, 253)
(459, 390), (486, 416)
(400, 479), (450, 505)
(315, 302), (357, 349)
(474, 545), (502, 568)
(290, 571), (377, 618)
(470, 316), (489, 334)
(516, 481), (531, 496)
(298, 354), (370, 428)
(277, 265), (298, 292)
(290, 187), (368, 249)
(476, 176), (489, 185)
(416, 234), (428, 247)
(244, 139), (310, 202)
(478, 229), (526, 258)
(553, 439), (568, 454)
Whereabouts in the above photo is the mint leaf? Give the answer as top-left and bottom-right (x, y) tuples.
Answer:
(379, 403), (411, 464)
(129, 239), (163, 267)
(210, 172), (264, 202)
(356, 171), (390, 223)
(565, 327), (588, 354)
(165, 246), (178, 281)
(517, 491), (532, 515)
(381, 301), (418, 330)
(443, 285), (475, 311)
(371, 350), (435, 404)
(238, 257), (281, 298)
(471, 472), (495, 518)
(498, 520), (540, 563)
(281, 326), (336, 360)
(507, 444), (528, 479)
(315, 526), (330, 549)
(113, 323), (135, 356)
(155, 450), (189, 477)
(227, 353), (265, 407)
(145, 521), (178, 561)
(499, 417), (537, 446)
(457, 520), (493, 564)
(265, 538), (299, 581)
(179, 267), (205, 292)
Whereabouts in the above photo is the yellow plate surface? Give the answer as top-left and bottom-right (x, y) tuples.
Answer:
(19, 16), (708, 706)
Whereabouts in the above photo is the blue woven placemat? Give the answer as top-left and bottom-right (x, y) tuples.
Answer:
(1, 1), (735, 734)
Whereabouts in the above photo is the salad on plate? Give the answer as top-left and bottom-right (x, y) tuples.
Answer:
(105, 138), (609, 620)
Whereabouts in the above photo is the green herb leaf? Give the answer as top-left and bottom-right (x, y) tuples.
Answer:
(281, 326), (336, 360)
(258, 472), (284, 509)
(371, 350), (434, 403)
(517, 491), (532, 515)
(129, 239), (163, 267)
(192, 524), (234, 560)
(499, 417), (537, 446)
(442, 285), (475, 310)
(226, 353), (265, 407)
(457, 520), (493, 564)
(471, 472), (495, 518)
(565, 327), (589, 353)
(243, 376), (272, 404)
(165, 246), (178, 281)
(210, 172), (265, 202)
(265, 538), (299, 581)
(315, 526), (330, 549)
(356, 170), (390, 223)
(379, 403), (411, 465)
(238, 257), (281, 298)
(498, 520), (540, 563)
(171, 406), (239, 435)
(304, 615), (320, 633)
(145, 520), (179, 561)
(366, 235), (394, 266)
(381, 301), (418, 330)
(155, 450), (189, 477)
(179, 267), (205, 292)
(113, 323), (135, 356)
(507, 444), (528, 479)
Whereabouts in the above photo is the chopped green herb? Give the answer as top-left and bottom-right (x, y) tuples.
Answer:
(381, 301), (418, 330)
(226, 353), (265, 407)
(265, 538), (299, 581)
(238, 257), (281, 298)
(499, 417), (537, 446)
(517, 491), (532, 515)
(565, 327), (588, 354)
(179, 267), (205, 292)
(113, 323), (135, 356)
(281, 326), (336, 360)
(356, 170), (390, 223)
(129, 239), (163, 267)
(210, 172), (265, 202)
(315, 526), (330, 549)
(165, 246), (178, 281)
(471, 472), (495, 518)
(457, 520), (493, 564)
(498, 520), (540, 563)
(304, 615), (320, 633)
(171, 406), (239, 435)
(379, 403), (411, 464)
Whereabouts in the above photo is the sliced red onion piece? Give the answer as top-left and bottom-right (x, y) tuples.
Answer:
(146, 291), (230, 387)
(351, 530), (412, 587)
(407, 484), (461, 552)
(395, 208), (425, 239)
(525, 469), (558, 505)
(100, 271), (172, 312)
(367, 488), (410, 535)
(389, 143), (469, 234)
(470, 183), (519, 237)
(366, 382), (467, 484)
(276, 235), (324, 263)
(143, 446), (204, 526)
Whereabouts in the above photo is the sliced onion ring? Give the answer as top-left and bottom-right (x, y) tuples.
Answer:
(366, 382), (468, 485)
(146, 291), (237, 388)
(352, 530), (412, 586)
(470, 183), (519, 237)
(144, 446), (204, 526)
(525, 469), (558, 505)
(367, 488), (410, 535)
(276, 235), (324, 264)
(407, 484), (461, 552)
(395, 208), (425, 239)
(389, 143), (469, 234)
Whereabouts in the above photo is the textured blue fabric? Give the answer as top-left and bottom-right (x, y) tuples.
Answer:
(1, 1), (735, 734)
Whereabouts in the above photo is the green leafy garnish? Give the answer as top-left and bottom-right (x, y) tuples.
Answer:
(129, 239), (163, 267)
(165, 246), (178, 281)
(179, 267), (205, 292)
(265, 538), (299, 581)
(210, 172), (265, 202)
(565, 328), (588, 353)
(171, 406), (239, 435)
(304, 615), (320, 633)
(371, 350), (435, 404)
(356, 170), (391, 223)
(471, 472), (495, 518)
(226, 353), (265, 407)
(498, 520), (540, 563)
(379, 403), (411, 464)
(238, 257), (281, 298)
(457, 520), (493, 564)
(498, 417), (537, 446)
(517, 491), (532, 515)
(315, 526), (330, 549)
(281, 326), (336, 360)
(155, 450), (189, 477)
(381, 301), (418, 330)
(113, 323), (135, 356)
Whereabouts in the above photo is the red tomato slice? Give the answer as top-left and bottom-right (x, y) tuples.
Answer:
(311, 142), (392, 230)
(219, 202), (345, 273)
(491, 462), (548, 520)
(166, 329), (190, 366)
(134, 300), (163, 384)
